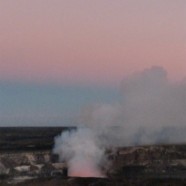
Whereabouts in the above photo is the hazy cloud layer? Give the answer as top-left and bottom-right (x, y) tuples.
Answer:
(0, 84), (118, 126)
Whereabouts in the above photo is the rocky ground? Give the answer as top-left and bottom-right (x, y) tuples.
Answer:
(1, 127), (186, 185)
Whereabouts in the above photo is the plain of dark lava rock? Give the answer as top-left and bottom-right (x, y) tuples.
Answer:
(1, 127), (186, 186)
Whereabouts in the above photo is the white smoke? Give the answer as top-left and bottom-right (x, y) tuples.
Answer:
(53, 66), (186, 177)
(53, 128), (107, 177)
(79, 66), (186, 145)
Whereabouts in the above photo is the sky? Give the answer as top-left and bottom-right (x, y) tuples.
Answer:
(0, 0), (185, 126)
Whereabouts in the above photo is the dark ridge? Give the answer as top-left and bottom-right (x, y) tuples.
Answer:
(0, 127), (76, 151)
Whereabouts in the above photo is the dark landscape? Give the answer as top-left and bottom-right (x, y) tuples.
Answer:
(1, 127), (186, 186)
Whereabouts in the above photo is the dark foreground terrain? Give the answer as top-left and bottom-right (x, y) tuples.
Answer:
(0, 127), (73, 151)
(1, 127), (186, 186)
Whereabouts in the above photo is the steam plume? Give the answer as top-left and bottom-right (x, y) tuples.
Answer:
(53, 66), (186, 177)
(53, 128), (106, 177)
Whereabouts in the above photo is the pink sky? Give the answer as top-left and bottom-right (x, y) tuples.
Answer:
(0, 0), (186, 86)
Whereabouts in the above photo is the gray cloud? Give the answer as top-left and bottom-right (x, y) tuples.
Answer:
(54, 66), (186, 177)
